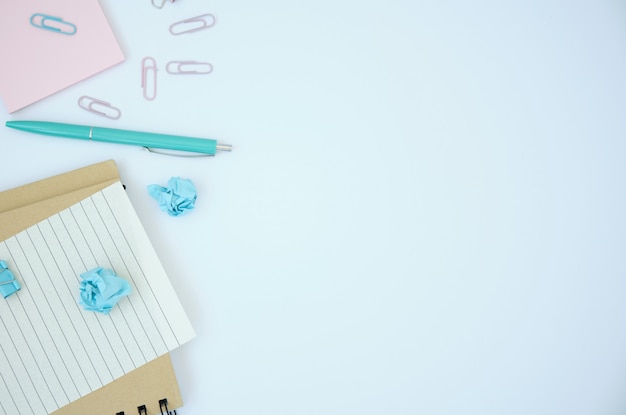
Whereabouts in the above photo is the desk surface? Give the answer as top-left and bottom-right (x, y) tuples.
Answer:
(2, 1), (626, 414)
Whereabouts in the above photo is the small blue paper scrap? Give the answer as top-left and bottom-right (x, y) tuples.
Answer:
(147, 177), (197, 216)
(79, 267), (131, 314)
(0, 260), (20, 298)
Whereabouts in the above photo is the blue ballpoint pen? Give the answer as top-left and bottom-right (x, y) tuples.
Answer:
(5, 121), (232, 155)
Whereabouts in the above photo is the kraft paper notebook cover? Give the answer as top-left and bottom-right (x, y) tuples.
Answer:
(0, 0), (125, 113)
(0, 161), (188, 415)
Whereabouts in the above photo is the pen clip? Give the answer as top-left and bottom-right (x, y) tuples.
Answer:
(169, 14), (216, 35)
(30, 14), (77, 35)
(143, 147), (213, 158)
(78, 96), (122, 119)
(144, 140), (231, 156)
(141, 57), (158, 101)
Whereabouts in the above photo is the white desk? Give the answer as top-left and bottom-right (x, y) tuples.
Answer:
(2, 1), (626, 414)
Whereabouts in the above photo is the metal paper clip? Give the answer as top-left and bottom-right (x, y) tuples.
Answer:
(78, 96), (122, 119)
(166, 61), (213, 75)
(30, 13), (77, 35)
(169, 14), (216, 35)
(141, 57), (158, 101)
(152, 0), (176, 9)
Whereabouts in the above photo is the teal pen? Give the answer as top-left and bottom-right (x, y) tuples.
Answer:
(5, 121), (232, 155)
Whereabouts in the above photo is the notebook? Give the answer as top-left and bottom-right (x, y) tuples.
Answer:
(0, 0), (125, 113)
(0, 161), (194, 415)
(52, 354), (183, 415)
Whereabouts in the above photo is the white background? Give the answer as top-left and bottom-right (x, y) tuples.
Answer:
(2, 1), (626, 414)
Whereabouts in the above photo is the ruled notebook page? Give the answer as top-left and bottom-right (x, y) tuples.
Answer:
(0, 182), (195, 415)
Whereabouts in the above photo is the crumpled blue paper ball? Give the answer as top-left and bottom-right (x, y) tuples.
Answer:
(147, 177), (197, 216)
(79, 267), (131, 314)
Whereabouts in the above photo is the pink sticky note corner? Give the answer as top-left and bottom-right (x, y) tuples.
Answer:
(0, 0), (125, 113)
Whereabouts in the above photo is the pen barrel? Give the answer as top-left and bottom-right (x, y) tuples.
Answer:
(6, 121), (92, 139)
(93, 127), (217, 155)
(6, 121), (225, 155)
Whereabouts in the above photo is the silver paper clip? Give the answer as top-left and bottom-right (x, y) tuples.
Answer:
(166, 61), (213, 75)
(78, 96), (121, 119)
(30, 13), (77, 35)
(152, 0), (176, 9)
(169, 14), (216, 35)
(141, 57), (158, 101)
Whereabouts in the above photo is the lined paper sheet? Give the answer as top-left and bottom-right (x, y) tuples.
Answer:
(0, 182), (195, 415)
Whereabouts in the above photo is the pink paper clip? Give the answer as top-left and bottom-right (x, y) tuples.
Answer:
(166, 60), (213, 75)
(78, 96), (121, 119)
(141, 57), (157, 100)
(152, 0), (175, 9)
(169, 14), (216, 35)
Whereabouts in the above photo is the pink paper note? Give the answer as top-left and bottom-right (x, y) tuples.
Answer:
(0, 0), (125, 113)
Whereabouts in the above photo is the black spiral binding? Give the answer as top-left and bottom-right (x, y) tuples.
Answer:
(114, 398), (176, 415)
(159, 398), (177, 415)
